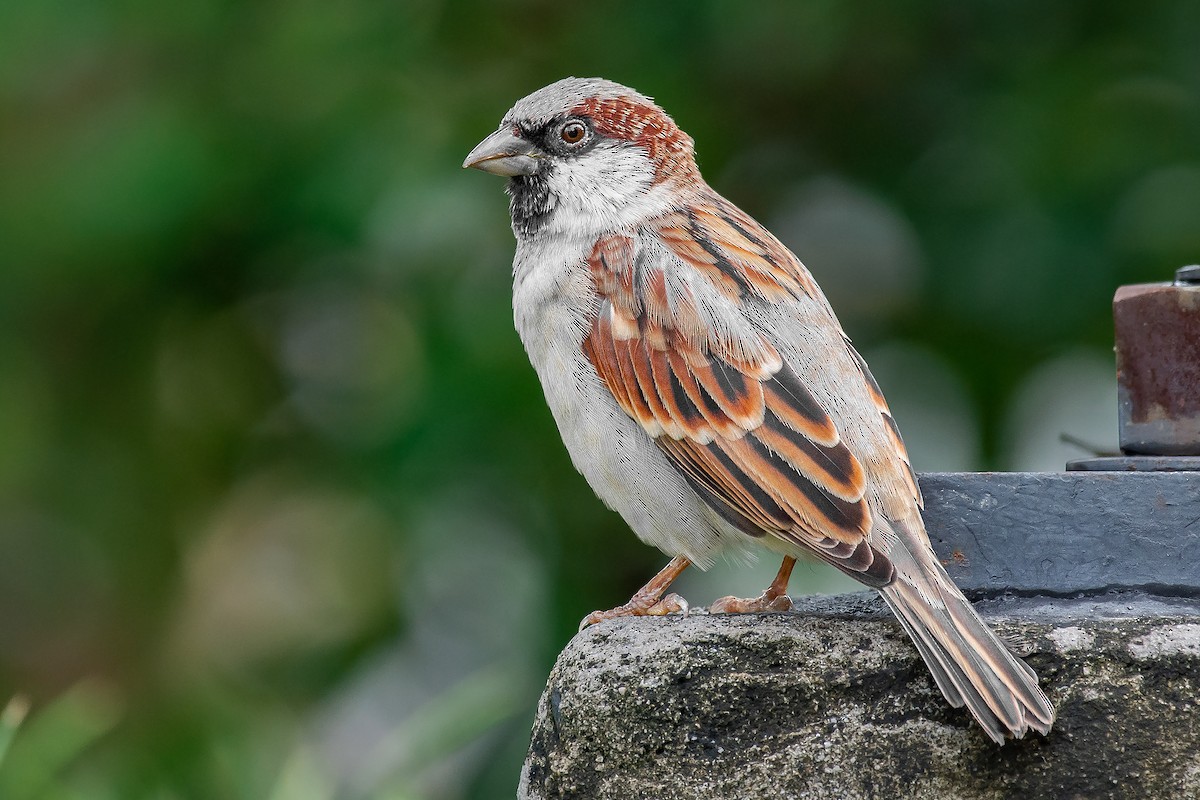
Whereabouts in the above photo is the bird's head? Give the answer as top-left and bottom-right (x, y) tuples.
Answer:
(464, 77), (699, 239)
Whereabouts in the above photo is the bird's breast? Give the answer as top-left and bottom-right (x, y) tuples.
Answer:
(509, 234), (740, 566)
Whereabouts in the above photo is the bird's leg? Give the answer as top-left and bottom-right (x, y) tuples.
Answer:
(580, 555), (692, 630)
(710, 556), (796, 614)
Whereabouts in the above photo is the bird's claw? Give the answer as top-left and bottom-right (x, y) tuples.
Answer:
(709, 591), (793, 614)
(579, 592), (690, 631)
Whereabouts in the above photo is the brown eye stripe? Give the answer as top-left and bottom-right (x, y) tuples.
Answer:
(568, 97), (695, 184)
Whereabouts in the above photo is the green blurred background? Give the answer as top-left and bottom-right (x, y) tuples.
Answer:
(1, 0), (1198, 796)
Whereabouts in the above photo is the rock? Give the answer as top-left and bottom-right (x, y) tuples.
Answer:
(518, 592), (1200, 800)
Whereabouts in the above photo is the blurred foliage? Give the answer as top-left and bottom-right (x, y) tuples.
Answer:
(0, 0), (1198, 796)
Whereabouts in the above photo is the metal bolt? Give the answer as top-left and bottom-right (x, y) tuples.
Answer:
(1175, 264), (1200, 285)
(1113, 272), (1200, 456)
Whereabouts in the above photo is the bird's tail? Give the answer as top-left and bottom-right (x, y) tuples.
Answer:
(879, 544), (1055, 744)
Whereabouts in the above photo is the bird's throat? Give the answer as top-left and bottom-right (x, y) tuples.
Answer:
(507, 172), (555, 239)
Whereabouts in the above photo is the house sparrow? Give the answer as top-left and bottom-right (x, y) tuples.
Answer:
(464, 77), (1054, 743)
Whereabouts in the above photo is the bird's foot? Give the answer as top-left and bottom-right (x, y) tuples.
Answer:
(709, 555), (797, 614)
(709, 590), (792, 614)
(579, 555), (693, 631)
(579, 592), (689, 630)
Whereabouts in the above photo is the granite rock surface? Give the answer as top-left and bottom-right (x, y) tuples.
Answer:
(519, 592), (1200, 800)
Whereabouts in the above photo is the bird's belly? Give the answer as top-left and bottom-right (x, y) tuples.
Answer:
(515, 292), (741, 568)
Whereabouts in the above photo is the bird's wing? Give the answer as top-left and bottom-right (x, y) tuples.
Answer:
(582, 194), (920, 586)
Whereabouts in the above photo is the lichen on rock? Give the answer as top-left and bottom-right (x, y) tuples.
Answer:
(519, 592), (1200, 800)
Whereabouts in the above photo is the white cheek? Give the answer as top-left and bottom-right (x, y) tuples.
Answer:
(542, 144), (672, 237)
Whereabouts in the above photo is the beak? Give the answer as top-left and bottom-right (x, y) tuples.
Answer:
(463, 128), (541, 176)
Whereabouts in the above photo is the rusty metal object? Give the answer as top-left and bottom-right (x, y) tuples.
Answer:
(1113, 265), (1200, 456)
(1068, 266), (1200, 471)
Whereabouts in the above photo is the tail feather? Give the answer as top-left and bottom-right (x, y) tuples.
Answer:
(880, 550), (1055, 744)
(886, 585), (977, 709)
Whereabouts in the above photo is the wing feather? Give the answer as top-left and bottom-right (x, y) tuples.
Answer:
(848, 347), (923, 508)
(582, 207), (900, 583)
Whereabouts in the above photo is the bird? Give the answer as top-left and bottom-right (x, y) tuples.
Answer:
(463, 77), (1054, 744)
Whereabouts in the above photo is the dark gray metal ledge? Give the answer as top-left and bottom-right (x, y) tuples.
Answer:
(919, 471), (1200, 596)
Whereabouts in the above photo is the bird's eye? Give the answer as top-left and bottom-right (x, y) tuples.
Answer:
(559, 121), (587, 145)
